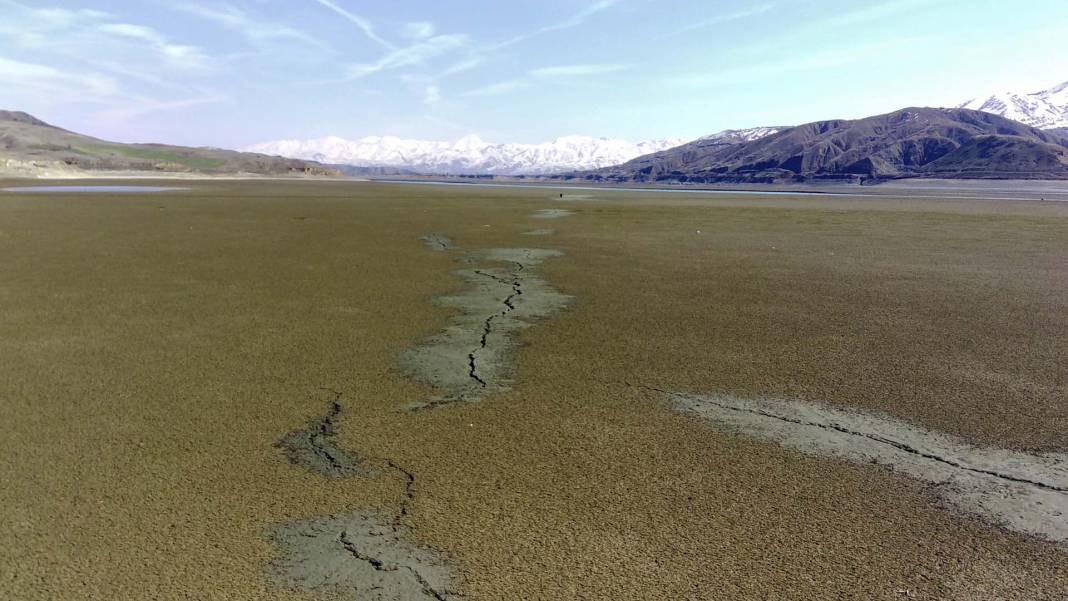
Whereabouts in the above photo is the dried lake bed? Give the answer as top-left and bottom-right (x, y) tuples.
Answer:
(2, 178), (1067, 600)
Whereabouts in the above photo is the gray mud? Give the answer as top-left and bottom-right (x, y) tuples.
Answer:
(265, 510), (462, 601)
(275, 394), (371, 478)
(420, 233), (455, 251)
(263, 236), (570, 597)
(521, 228), (556, 236)
(670, 392), (1068, 545)
(401, 246), (570, 410)
(530, 208), (573, 219)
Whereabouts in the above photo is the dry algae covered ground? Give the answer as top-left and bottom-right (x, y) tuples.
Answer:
(1, 179), (1067, 600)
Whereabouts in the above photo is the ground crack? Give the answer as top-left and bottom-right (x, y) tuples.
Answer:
(649, 386), (1068, 493)
(275, 390), (369, 477)
(385, 459), (418, 528)
(334, 461), (451, 600)
(269, 393), (462, 599)
(466, 264), (525, 389)
(339, 531), (396, 572)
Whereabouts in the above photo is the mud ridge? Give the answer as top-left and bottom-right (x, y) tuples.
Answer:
(420, 233), (455, 251)
(665, 390), (1068, 545)
(274, 390), (371, 478)
(269, 393), (463, 599)
(265, 233), (572, 598)
(265, 509), (462, 601)
(401, 244), (570, 410)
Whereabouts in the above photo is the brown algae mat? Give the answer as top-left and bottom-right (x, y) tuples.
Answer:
(1, 179), (1067, 599)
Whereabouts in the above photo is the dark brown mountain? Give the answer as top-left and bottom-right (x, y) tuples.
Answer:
(0, 111), (339, 177)
(563, 107), (1068, 183)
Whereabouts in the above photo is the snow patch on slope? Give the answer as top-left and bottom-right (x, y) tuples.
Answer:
(959, 80), (1068, 129)
(698, 126), (785, 143)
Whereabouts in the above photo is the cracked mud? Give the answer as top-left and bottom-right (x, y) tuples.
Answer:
(265, 234), (570, 598)
(275, 392), (370, 478)
(420, 233), (455, 251)
(265, 510), (462, 601)
(269, 398), (464, 599)
(670, 391), (1068, 545)
(400, 246), (569, 410)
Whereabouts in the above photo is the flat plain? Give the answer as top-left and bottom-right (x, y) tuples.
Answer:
(1, 179), (1066, 599)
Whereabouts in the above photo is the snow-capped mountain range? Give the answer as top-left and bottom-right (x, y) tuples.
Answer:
(958, 80), (1068, 129)
(243, 134), (687, 175)
(243, 81), (1068, 176)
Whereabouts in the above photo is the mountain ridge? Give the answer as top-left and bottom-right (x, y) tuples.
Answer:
(0, 110), (339, 178)
(558, 107), (1068, 184)
(958, 80), (1068, 129)
(243, 134), (688, 176)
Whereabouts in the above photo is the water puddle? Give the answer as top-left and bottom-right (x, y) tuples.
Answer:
(2, 185), (187, 193)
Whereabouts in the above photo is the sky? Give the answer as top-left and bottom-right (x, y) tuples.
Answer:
(1, 0), (1066, 148)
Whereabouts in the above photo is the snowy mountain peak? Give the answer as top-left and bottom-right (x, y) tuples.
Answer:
(958, 80), (1068, 129)
(698, 126), (786, 144)
(244, 134), (688, 175)
(453, 134), (488, 151)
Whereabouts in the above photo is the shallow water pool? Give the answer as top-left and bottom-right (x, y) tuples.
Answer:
(2, 185), (187, 193)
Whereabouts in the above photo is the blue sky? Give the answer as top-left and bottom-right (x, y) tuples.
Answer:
(1, 0), (1066, 147)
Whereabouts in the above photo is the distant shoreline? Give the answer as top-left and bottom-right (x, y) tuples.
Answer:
(3, 172), (1066, 202)
(369, 177), (1068, 202)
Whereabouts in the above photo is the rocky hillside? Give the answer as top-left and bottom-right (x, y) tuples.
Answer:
(562, 108), (1068, 184)
(0, 111), (338, 178)
(1047, 127), (1068, 141)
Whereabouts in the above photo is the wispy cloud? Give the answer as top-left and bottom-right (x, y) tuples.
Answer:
(402, 21), (436, 41)
(0, 1), (109, 49)
(536, 0), (619, 35)
(668, 37), (930, 88)
(0, 56), (117, 97)
(311, 0), (394, 49)
(665, 3), (775, 37)
(461, 79), (532, 98)
(818, 0), (934, 29)
(171, 2), (326, 49)
(441, 57), (484, 77)
(97, 23), (209, 70)
(528, 64), (629, 78)
(0, 1), (109, 28)
(423, 85), (441, 105)
(429, 1), (622, 86)
(0, 2), (229, 129)
(346, 34), (469, 79)
(96, 93), (227, 123)
(491, 0), (620, 50)
(462, 63), (629, 97)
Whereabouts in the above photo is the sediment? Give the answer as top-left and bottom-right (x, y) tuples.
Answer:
(265, 510), (462, 600)
(530, 208), (573, 219)
(420, 233), (455, 251)
(265, 236), (570, 598)
(668, 391), (1068, 545)
(269, 395), (465, 599)
(400, 247), (570, 410)
(274, 391), (371, 478)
